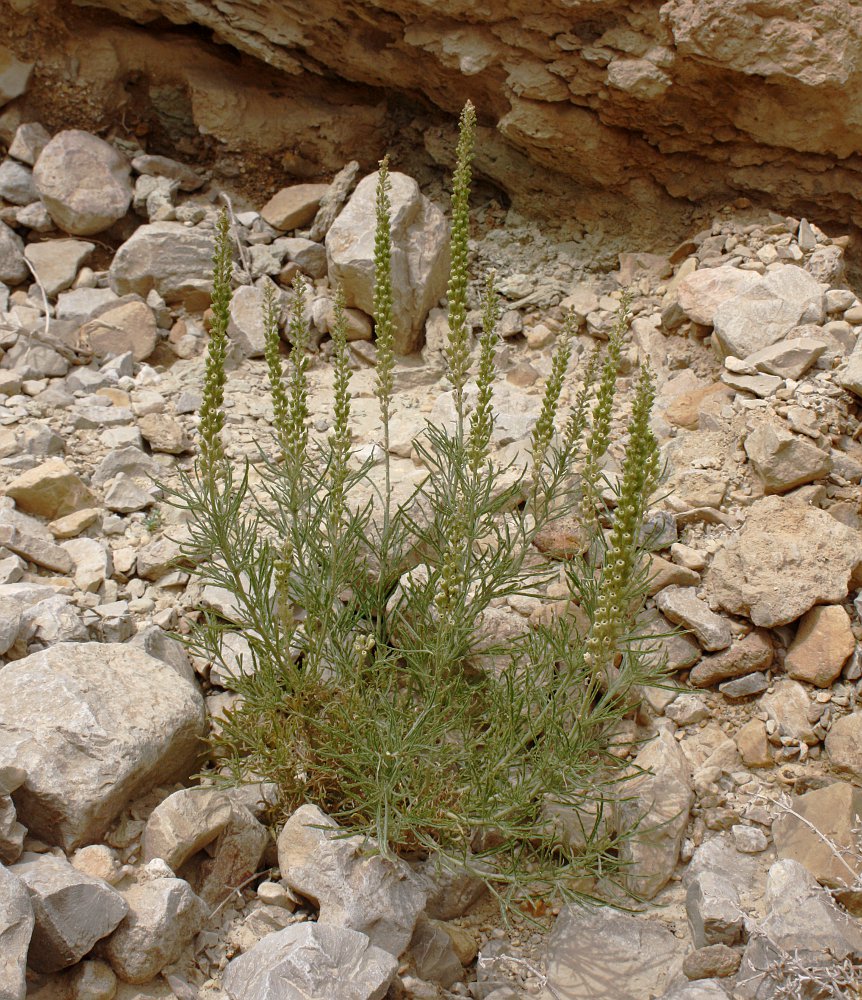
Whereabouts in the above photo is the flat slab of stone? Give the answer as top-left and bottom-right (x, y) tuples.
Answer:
(543, 904), (686, 1000)
(0, 642), (205, 851)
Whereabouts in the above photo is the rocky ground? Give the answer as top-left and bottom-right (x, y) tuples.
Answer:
(0, 82), (861, 1000)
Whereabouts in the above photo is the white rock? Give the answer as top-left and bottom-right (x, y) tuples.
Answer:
(0, 47), (33, 106)
(0, 642), (205, 850)
(712, 266), (826, 358)
(141, 787), (233, 870)
(614, 728), (694, 900)
(544, 904), (686, 1000)
(33, 131), (132, 236)
(326, 170), (449, 354)
(676, 266), (760, 326)
(10, 853), (127, 972)
(102, 876), (206, 984)
(0, 160), (36, 206)
(705, 495), (862, 627)
(8, 122), (51, 166)
(109, 221), (215, 308)
(277, 803), (427, 956)
(61, 537), (112, 593)
(0, 221), (27, 285)
(744, 422), (832, 494)
(223, 923), (398, 1000)
(0, 861), (33, 1000)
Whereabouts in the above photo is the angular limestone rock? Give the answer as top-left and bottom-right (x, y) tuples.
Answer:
(544, 904), (686, 1000)
(614, 727), (694, 900)
(326, 170), (449, 354)
(712, 267), (825, 359)
(103, 875), (206, 984)
(277, 803), (427, 956)
(743, 422), (831, 494)
(0, 643), (205, 851)
(705, 495), (862, 627)
(5, 459), (97, 521)
(141, 787), (233, 870)
(0, 862), (33, 1000)
(223, 923), (398, 1000)
(773, 782), (862, 914)
(11, 853), (127, 973)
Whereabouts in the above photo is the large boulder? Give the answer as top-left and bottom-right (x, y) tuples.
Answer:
(712, 266), (826, 359)
(0, 643), (205, 851)
(704, 495), (862, 627)
(676, 266), (761, 326)
(33, 130), (132, 236)
(109, 222), (215, 307)
(326, 170), (449, 354)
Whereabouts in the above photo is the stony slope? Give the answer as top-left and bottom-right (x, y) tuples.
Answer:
(0, 114), (859, 1000)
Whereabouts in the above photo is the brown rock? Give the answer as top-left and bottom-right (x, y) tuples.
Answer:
(6, 459), (97, 520)
(689, 630), (774, 687)
(77, 301), (159, 361)
(824, 711), (862, 781)
(646, 554), (700, 596)
(682, 943), (742, 980)
(773, 782), (862, 915)
(785, 604), (855, 687)
(261, 183), (330, 231)
(664, 383), (733, 431)
(138, 413), (189, 455)
(705, 495), (862, 627)
(734, 719), (771, 768)
(533, 515), (588, 560)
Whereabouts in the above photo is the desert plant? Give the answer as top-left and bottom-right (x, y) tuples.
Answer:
(170, 100), (671, 911)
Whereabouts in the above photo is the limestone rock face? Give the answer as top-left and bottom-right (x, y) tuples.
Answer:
(54, 0), (862, 233)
